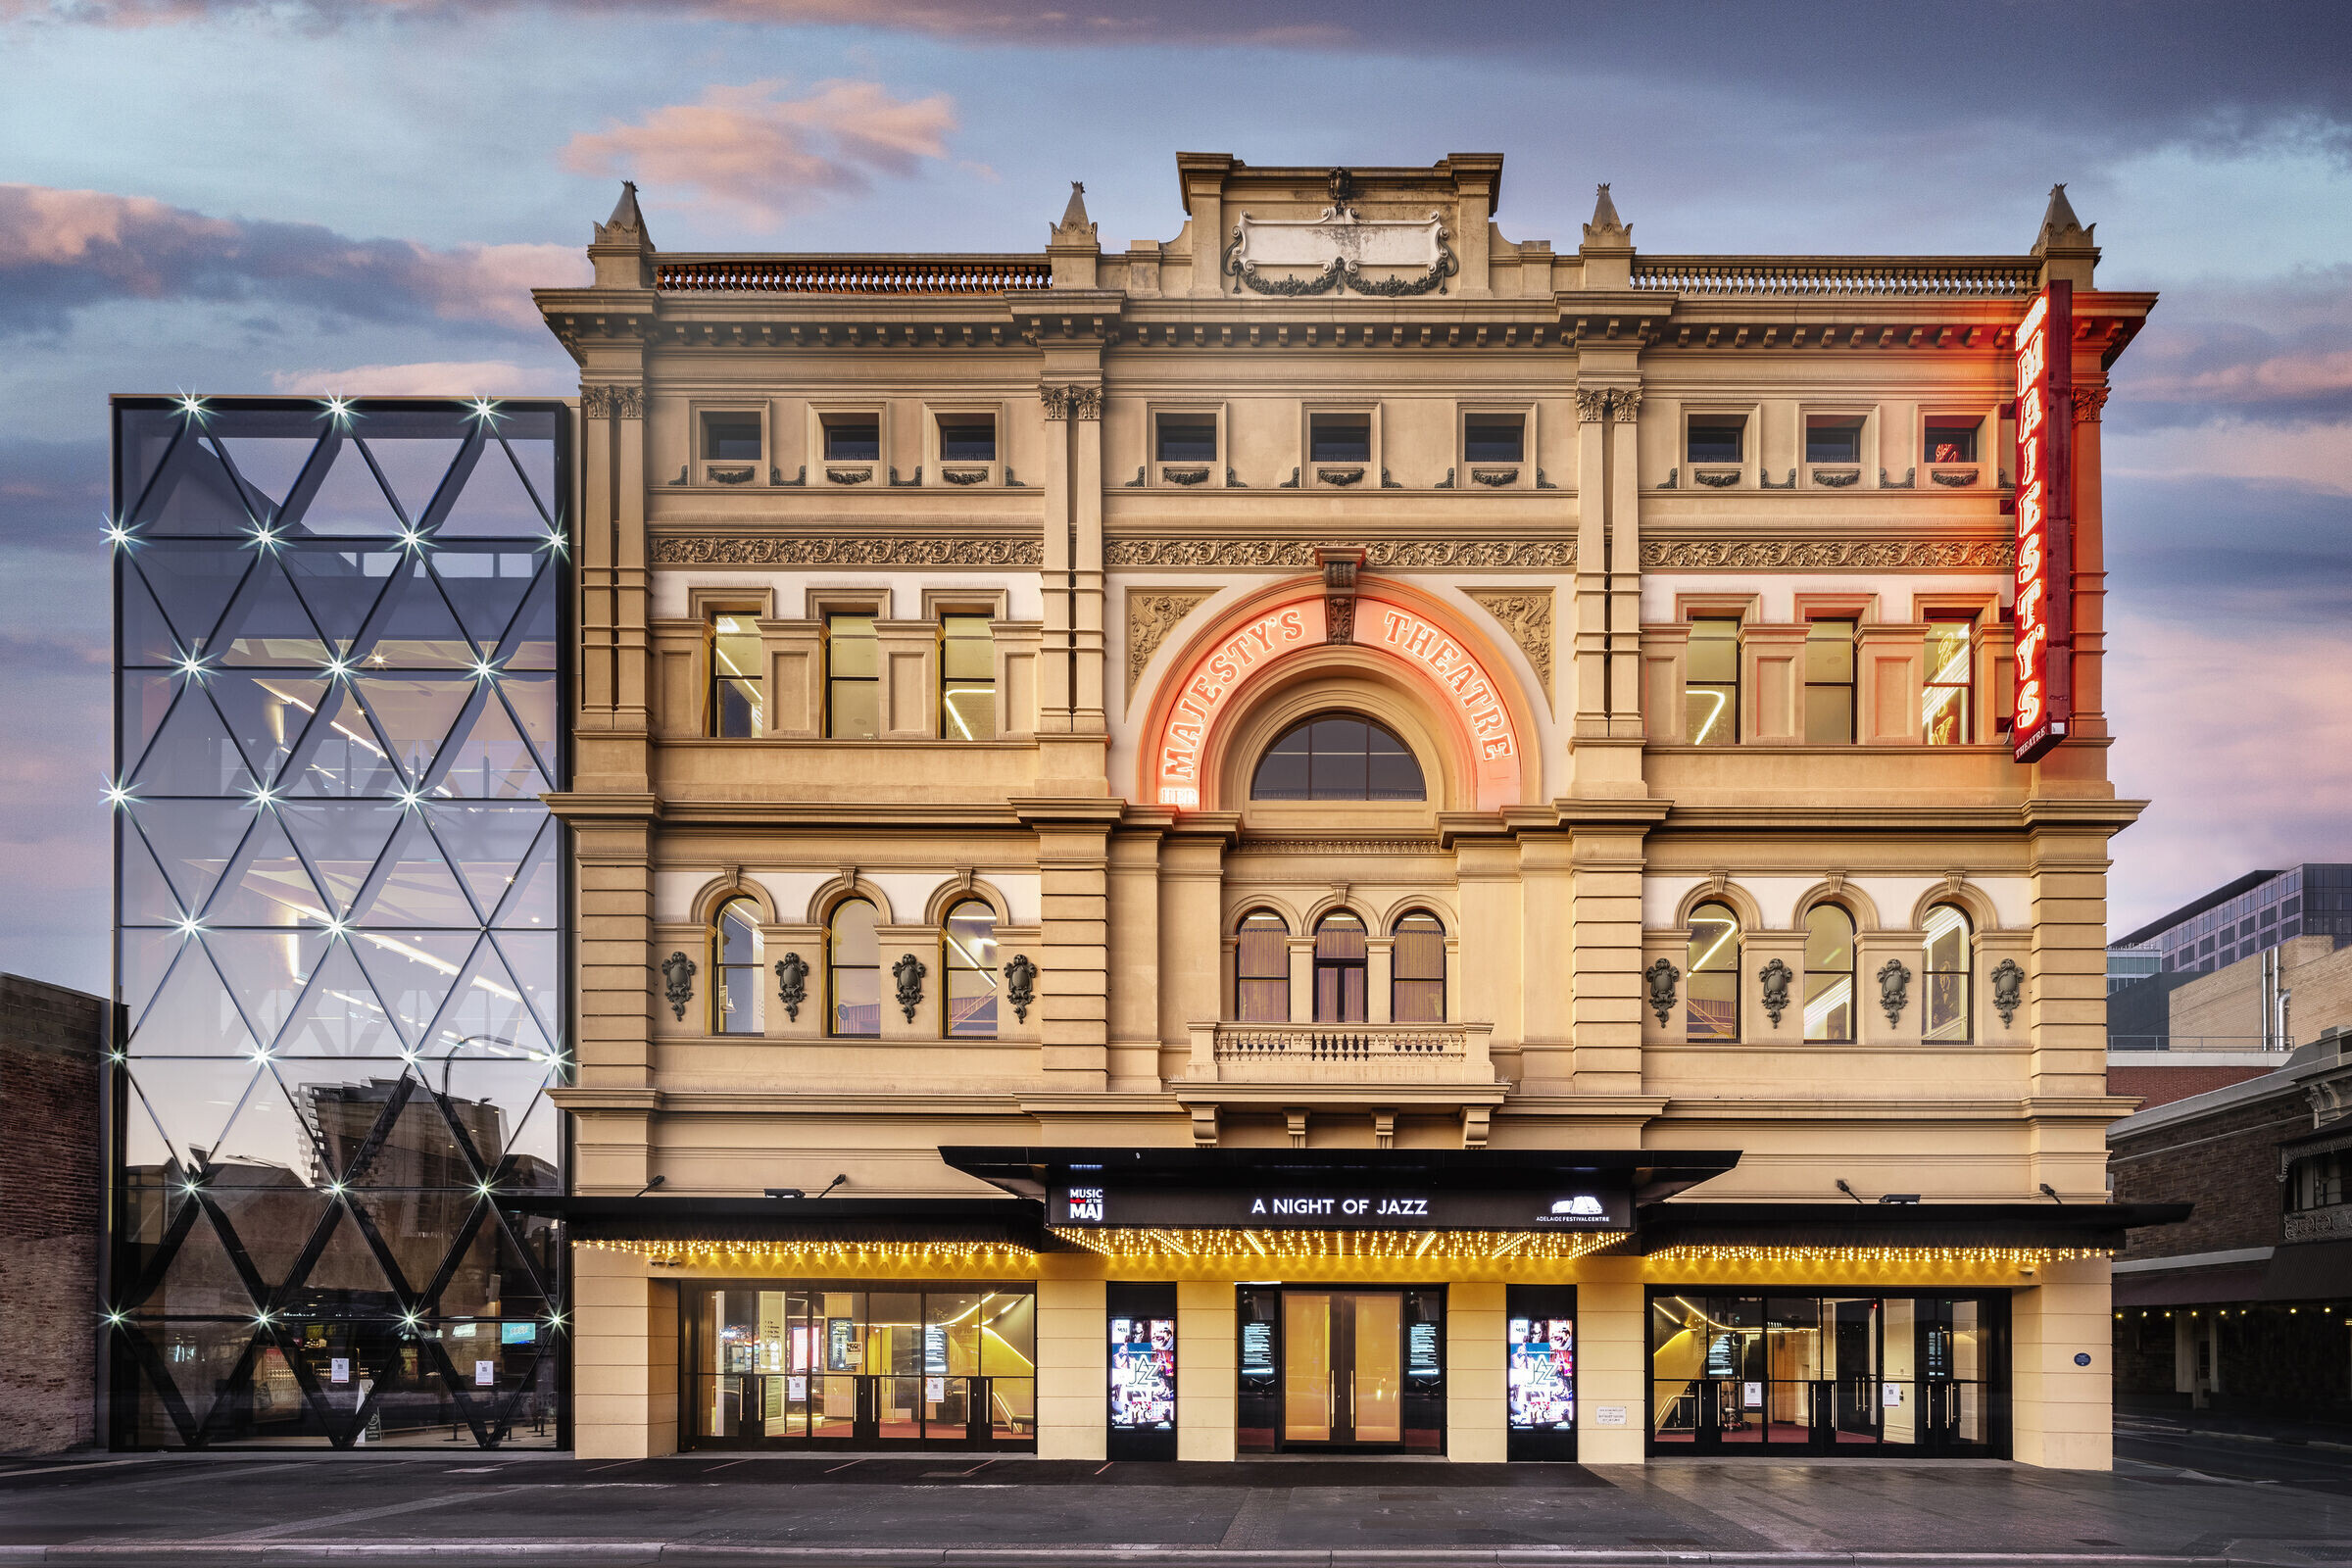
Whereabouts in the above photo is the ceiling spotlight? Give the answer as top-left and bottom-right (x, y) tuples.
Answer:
(319, 394), (356, 425)
(468, 655), (502, 683)
(320, 653), (357, 681)
(466, 396), (503, 424)
(172, 391), (209, 422)
(172, 649), (212, 682)
(103, 778), (137, 810)
(246, 523), (284, 552)
(244, 782), (281, 810)
(538, 527), (568, 556)
(172, 912), (207, 940)
(103, 515), (138, 550)
(396, 524), (431, 554)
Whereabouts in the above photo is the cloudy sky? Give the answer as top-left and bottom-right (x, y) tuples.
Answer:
(4, 0), (2348, 992)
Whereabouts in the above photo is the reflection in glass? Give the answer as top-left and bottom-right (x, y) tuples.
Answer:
(825, 613), (878, 738)
(1923, 905), (1973, 1042)
(828, 899), (880, 1037)
(1923, 618), (1974, 745)
(939, 614), (996, 741)
(1391, 911), (1446, 1023)
(710, 614), (763, 738)
(1314, 911), (1368, 1022)
(1687, 618), (1740, 745)
(713, 898), (764, 1036)
(1235, 911), (1289, 1023)
(1251, 715), (1425, 801)
(112, 399), (566, 1449)
(943, 902), (999, 1037)
(1804, 619), (1856, 744)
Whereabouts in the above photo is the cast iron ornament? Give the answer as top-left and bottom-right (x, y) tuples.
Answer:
(1990, 957), (2025, 1026)
(1643, 957), (1681, 1026)
(1003, 954), (1038, 1023)
(1758, 957), (1794, 1026)
(892, 954), (928, 1023)
(774, 953), (808, 1022)
(660, 951), (697, 1021)
(1877, 958), (1913, 1027)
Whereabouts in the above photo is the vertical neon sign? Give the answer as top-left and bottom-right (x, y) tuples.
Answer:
(2012, 280), (2074, 762)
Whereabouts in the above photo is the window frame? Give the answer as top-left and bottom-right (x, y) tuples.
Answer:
(926, 403), (1004, 487)
(695, 406), (768, 483)
(827, 897), (881, 1039)
(706, 610), (766, 739)
(1234, 909), (1291, 1023)
(1301, 402), (1380, 490)
(1923, 904), (1973, 1043)
(1250, 712), (1427, 802)
(1803, 903), (1858, 1044)
(1922, 613), (1977, 746)
(1391, 909), (1447, 1024)
(1150, 403), (1225, 487)
(1802, 413), (1867, 466)
(1459, 403), (1535, 489)
(710, 895), (765, 1036)
(1682, 407), (1752, 476)
(807, 402), (888, 482)
(1797, 404), (1874, 488)
(815, 599), (886, 740)
(1802, 616), (1858, 746)
(1921, 405), (1997, 488)
(942, 898), (1001, 1039)
(1686, 901), (1740, 1043)
(1313, 909), (1369, 1024)
(935, 609), (999, 743)
(1685, 615), (1742, 747)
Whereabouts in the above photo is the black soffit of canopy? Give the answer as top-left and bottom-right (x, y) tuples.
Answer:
(532, 1149), (2190, 1253)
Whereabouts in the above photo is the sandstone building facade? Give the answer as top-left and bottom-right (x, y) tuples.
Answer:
(534, 155), (2167, 1466)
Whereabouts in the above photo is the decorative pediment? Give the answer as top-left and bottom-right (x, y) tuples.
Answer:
(1224, 207), (1455, 297)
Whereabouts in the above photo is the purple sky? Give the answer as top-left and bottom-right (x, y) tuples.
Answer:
(4, 0), (2348, 994)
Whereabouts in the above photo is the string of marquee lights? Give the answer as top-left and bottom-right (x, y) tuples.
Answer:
(1049, 1227), (1627, 1263)
(1643, 1245), (2110, 1266)
(582, 1238), (1037, 1269)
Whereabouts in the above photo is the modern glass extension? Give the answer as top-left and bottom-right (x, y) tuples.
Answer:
(107, 396), (570, 1448)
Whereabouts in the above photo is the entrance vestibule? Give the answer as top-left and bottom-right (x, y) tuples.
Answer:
(1240, 1285), (1445, 1452)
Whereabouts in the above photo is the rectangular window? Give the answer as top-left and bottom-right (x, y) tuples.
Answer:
(1155, 414), (1217, 464)
(822, 415), (880, 462)
(708, 613), (763, 738)
(1464, 415), (1525, 464)
(1310, 414), (1371, 464)
(1925, 420), (1980, 464)
(1687, 419), (1743, 465)
(939, 613), (996, 742)
(1687, 618), (1740, 746)
(702, 413), (763, 462)
(1803, 619), (1856, 744)
(1805, 416), (1865, 465)
(1922, 617), (1975, 745)
(938, 416), (996, 463)
(825, 612), (879, 739)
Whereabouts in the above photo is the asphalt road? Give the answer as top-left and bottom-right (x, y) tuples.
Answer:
(0, 1444), (2347, 1567)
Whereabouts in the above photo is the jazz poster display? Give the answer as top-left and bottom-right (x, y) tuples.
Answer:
(1508, 1317), (1575, 1431)
(1109, 1316), (1177, 1431)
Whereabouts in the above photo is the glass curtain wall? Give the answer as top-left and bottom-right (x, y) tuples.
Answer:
(108, 397), (570, 1449)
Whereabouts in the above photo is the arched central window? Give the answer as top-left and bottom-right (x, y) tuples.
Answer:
(1686, 902), (1740, 1043)
(829, 898), (880, 1037)
(1252, 715), (1424, 801)
(1392, 911), (1446, 1023)
(1804, 904), (1856, 1044)
(1314, 910), (1368, 1022)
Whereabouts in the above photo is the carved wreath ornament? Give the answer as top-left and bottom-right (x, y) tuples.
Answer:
(660, 951), (697, 1021)
(774, 953), (809, 1022)
(1877, 959), (1913, 1027)
(891, 954), (928, 1023)
(1643, 958), (1681, 1026)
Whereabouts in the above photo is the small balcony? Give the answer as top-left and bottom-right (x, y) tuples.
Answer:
(1177, 1021), (1496, 1087)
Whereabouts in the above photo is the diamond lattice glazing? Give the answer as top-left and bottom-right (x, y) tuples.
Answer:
(109, 397), (569, 1448)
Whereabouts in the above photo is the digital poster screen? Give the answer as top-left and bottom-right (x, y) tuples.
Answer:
(1109, 1316), (1177, 1431)
(1507, 1316), (1575, 1431)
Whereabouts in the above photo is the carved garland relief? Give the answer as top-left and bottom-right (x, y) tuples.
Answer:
(651, 535), (1044, 566)
(1124, 588), (1214, 699)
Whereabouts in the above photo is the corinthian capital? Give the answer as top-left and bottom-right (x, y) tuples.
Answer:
(2071, 385), (2109, 423)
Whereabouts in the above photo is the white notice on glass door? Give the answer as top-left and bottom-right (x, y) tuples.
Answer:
(475, 1360), (496, 1387)
(329, 1357), (351, 1386)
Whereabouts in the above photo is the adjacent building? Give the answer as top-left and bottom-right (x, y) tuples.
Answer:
(528, 155), (2171, 1468)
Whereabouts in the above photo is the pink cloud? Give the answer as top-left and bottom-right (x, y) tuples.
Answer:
(564, 78), (957, 229)
(269, 359), (575, 396)
(0, 182), (585, 335)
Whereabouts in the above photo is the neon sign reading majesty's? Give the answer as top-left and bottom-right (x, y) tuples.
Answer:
(2012, 280), (2074, 763)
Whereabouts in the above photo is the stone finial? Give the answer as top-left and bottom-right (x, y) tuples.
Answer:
(590, 179), (657, 289)
(2031, 183), (2094, 255)
(1051, 180), (1098, 245)
(1582, 182), (1630, 246)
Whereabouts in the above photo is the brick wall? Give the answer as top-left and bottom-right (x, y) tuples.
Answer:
(2108, 1064), (2277, 1110)
(0, 974), (108, 1455)
(2110, 1088), (2307, 1262)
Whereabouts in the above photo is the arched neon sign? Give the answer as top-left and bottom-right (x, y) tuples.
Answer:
(1151, 592), (1523, 809)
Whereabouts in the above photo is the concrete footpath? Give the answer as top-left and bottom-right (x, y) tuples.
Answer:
(0, 1441), (2348, 1568)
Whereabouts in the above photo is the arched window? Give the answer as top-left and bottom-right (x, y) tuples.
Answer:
(1924, 904), (1973, 1042)
(1687, 902), (1740, 1043)
(1804, 904), (1856, 1044)
(1314, 910), (1369, 1022)
(712, 896), (763, 1035)
(1251, 715), (1425, 802)
(1392, 911), (1446, 1023)
(1235, 910), (1289, 1023)
(828, 898), (880, 1037)
(943, 900), (1000, 1038)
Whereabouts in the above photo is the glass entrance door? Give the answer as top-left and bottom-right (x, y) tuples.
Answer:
(1281, 1291), (1405, 1446)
